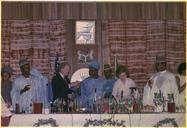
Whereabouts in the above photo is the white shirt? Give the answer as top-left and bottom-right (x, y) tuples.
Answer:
(11, 75), (43, 112)
(30, 68), (49, 108)
(143, 70), (178, 106)
(112, 78), (136, 102)
(59, 72), (71, 88)
(177, 74), (186, 107)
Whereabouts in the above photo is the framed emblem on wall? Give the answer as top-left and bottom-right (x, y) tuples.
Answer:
(73, 45), (98, 65)
(76, 21), (95, 44)
(71, 20), (98, 71)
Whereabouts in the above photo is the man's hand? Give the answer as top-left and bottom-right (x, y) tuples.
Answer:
(20, 85), (31, 95)
(70, 81), (80, 88)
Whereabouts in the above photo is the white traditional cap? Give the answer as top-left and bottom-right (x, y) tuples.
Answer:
(19, 58), (29, 67)
(156, 55), (166, 62)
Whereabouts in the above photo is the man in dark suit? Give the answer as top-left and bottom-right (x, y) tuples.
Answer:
(52, 62), (80, 112)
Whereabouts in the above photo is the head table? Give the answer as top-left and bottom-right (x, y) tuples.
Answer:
(9, 113), (185, 127)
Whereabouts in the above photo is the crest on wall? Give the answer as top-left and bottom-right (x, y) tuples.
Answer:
(77, 49), (94, 63)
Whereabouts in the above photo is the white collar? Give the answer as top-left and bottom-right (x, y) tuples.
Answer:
(59, 72), (65, 79)
(22, 75), (31, 79)
(160, 70), (167, 74)
(119, 78), (128, 85)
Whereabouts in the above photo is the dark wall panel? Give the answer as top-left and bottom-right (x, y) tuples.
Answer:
(2, 2), (186, 20)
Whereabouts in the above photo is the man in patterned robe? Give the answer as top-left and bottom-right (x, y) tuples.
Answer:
(143, 55), (178, 109)
(11, 58), (45, 113)
(80, 60), (106, 111)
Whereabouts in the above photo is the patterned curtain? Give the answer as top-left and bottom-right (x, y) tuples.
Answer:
(166, 20), (186, 73)
(103, 20), (185, 86)
(1, 20), (67, 80)
(2, 20), (185, 86)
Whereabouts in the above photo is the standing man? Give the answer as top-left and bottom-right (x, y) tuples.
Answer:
(11, 58), (44, 113)
(102, 64), (116, 98)
(143, 55), (178, 108)
(1, 66), (14, 107)
(52, 62), (80, 112)
(80, 60), (106, 111)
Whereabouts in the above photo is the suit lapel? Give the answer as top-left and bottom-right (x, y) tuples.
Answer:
(58, 74), (69, 88)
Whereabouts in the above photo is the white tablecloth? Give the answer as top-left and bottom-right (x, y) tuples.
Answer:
(9, 113), (185, 127)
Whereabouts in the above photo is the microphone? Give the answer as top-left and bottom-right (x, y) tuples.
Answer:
(94, 88), (97, 102)
(121, 91), (123, 100)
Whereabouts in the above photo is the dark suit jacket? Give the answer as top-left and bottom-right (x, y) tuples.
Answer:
(52, 73), (71, 101)
(52, 73), (73, 112)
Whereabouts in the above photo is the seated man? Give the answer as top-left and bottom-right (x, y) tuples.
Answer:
(143, 55), (178, 109)
(80, 60), (106, 112)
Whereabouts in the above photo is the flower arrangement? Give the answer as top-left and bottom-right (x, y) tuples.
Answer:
(33, 118), (59, 127)
(83, 118), (126, 127)
(153, 118), (178, 127)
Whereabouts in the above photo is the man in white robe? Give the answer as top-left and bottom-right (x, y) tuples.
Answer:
(143, 55), (178, 108)
(30, 68), (49, 109)
(11, 58), (44, 113)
